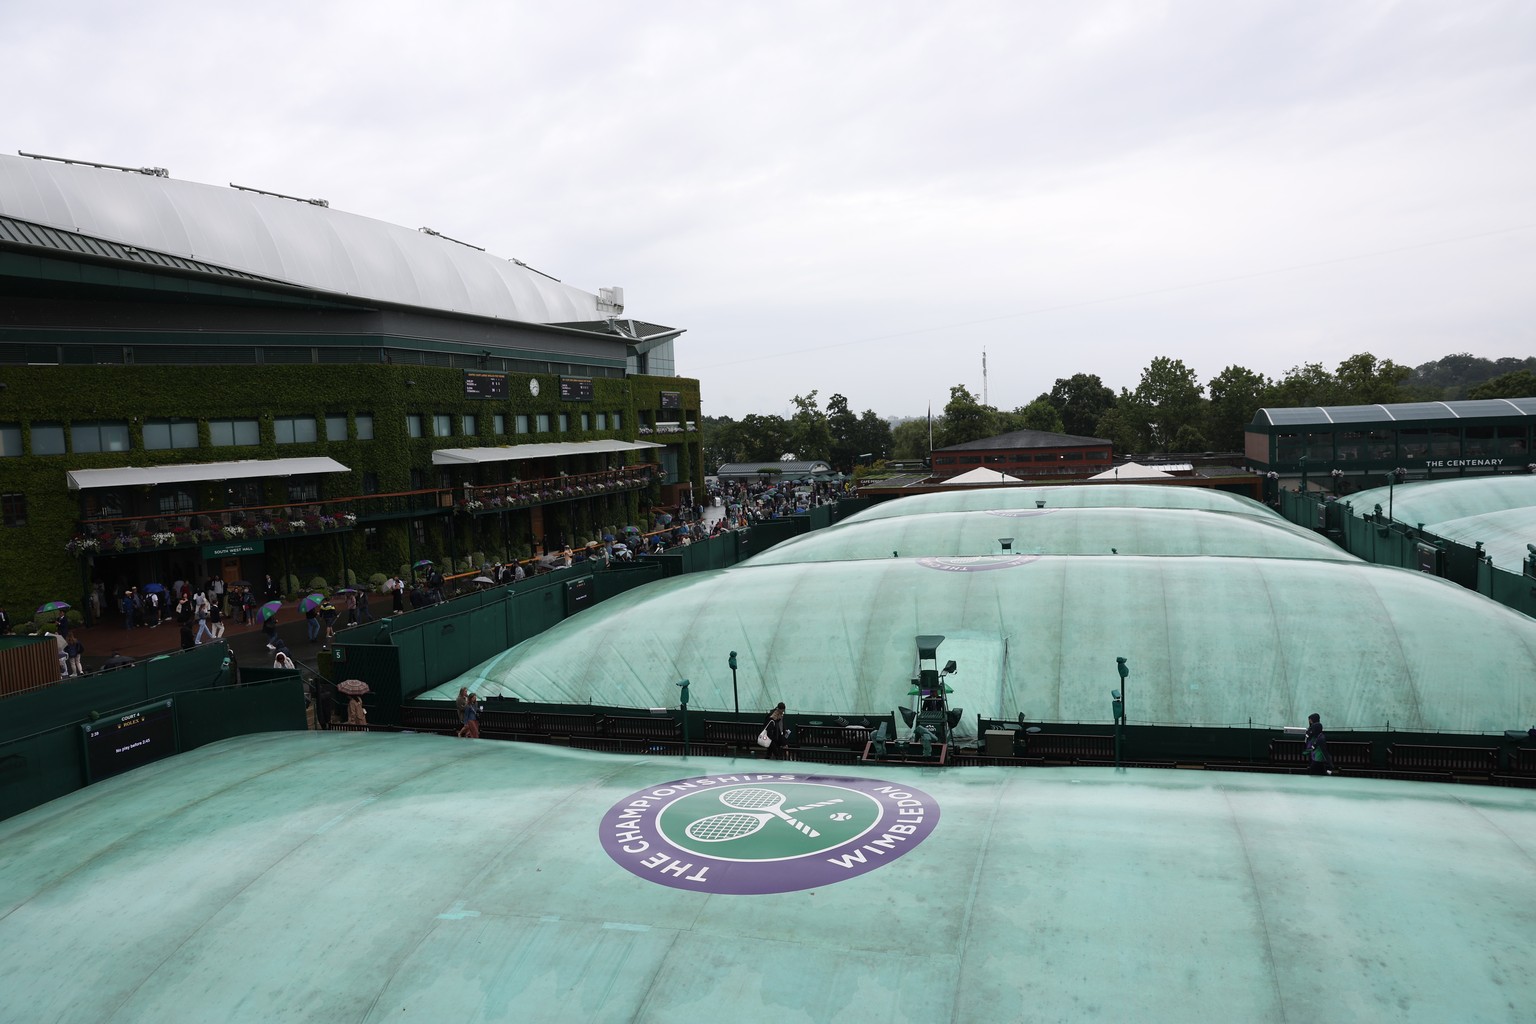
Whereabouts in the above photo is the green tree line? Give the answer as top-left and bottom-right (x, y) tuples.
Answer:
(705, 353), (1536, 468)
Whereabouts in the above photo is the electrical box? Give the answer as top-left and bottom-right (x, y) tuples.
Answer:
(984, 729), (1013, 757)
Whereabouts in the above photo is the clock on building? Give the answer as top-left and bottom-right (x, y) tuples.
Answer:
(529, 378), (540, 397)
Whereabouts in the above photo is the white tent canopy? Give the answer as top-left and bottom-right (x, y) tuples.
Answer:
(1088, 462), (1176, 480)
(66, 456), (350, 491)
(941, 467), (1024, 485)
(432, 440), (665, 465)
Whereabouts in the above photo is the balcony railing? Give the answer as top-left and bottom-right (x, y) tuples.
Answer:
(66, 465), (659, 556)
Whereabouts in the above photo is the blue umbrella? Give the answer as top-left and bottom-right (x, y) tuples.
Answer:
(601, 532), (615, 542)
(141, 583), (166, 594)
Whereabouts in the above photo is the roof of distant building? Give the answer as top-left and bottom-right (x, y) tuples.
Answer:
(933, 428), (1110, 452)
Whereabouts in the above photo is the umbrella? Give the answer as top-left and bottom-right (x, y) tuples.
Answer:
(601, 532), (615, 542)
(36, 601), (70, 615)
(141, 583), (166, 594)
(299, 593), (325, 613)
(258, 601), (283, 621)
(624, 525), (640, 535)
(655, 514), (673, 526)
(413, 559), (434, 569)
(472, 576), (494, 585)
(337, 679), (370, 696)
(231, 579), (252, 587)
(333, 587), (359, 595)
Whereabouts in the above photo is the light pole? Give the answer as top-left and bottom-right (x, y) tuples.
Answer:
(1112, 657), (1129, 769)
(728, 650), (739, 714)
(1386, 467), (1405, 522)
(676, 679), (691, 756)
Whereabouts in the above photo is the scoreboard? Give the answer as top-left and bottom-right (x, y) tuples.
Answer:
(463, 371), (508, 399)
(559, 377), (594, 401)
(80, 699), (178, 783)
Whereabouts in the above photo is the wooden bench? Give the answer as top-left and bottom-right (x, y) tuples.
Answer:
(605, 715), (682, 742)
(400, 707), (462, 735)
(480, 710), (538, 738)
(1022, 733), (1116, 762)
(1512, 748), (1536, 774)
(536, 712), (606, 738)
(795, 724), (873, 751)
(1388, 744), (1499, 774)
(1269, 738), (1374, 768)
(704, 720), (764, 750)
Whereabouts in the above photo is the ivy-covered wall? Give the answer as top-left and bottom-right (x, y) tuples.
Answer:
(0, 363), (701, 621)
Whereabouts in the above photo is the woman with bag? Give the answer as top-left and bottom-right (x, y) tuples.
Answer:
(1304, 712), (1335, 775)
(760, 702), (788, 759)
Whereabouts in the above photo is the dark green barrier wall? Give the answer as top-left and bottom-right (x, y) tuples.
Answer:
(174, 679), (307, 750)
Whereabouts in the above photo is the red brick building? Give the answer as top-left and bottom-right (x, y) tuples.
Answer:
(930, 429), (1113, 480)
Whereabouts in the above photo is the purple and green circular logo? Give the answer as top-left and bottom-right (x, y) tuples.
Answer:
(600, 772), (940, 895)
(916, 554), (1039, 572)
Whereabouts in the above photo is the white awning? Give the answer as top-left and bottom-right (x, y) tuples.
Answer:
(67, 457), (351, 491)
(942, 467), (1024, 485)
(1087, 462), (1176, 480)
(432, 440), (666, 465)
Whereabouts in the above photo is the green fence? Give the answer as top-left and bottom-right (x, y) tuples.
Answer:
(1280, 489), (1536, 618)
(0, 644), (303, 821)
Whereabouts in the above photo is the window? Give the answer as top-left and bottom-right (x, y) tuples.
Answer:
(536, 414), (551, 433)
(1336, 431), (1365, 463)
(274, 416), (318, 444)
(0, 425), (20, 457)
(612, 412), (621, 431)
(462, 414), (477, 436)
(580, 413), (590, 431)
(71, 421), (131, 453)
(364, 526), (380, 552)
(156, 488), (194, 514)
(209, 419), (259, 446)
(356, 414), (374, 440)
(494, 414), (506, 435)
(225, 481), (263, 508)
(143, 419), (198, 450)
(433, 414), (453, 438)
(1, 493), (25, 526)
(515, 414), (530, 434)
(1367, 429), (1394, 461)
(595, 413), (607, 431)
(407, 414), (424, 438)
(1275, 432), (1301, 464)
(31, 423), (66, 455)
(1430, 428), (1460, 460)
(287, 478), (320, 502)
(1497, 426), (1528, 457)
(1305, 432), (1332, 462)
(1399, 428), (1429, 461)
(410, 469), (427, 490)
(325, 415), (348, 441)
(362, 472), (380, 494)
(558, 413), (569, 432)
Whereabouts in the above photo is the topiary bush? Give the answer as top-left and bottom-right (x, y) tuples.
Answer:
(306, 576), (330, 593)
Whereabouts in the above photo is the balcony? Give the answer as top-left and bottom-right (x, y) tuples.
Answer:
(65, 465), (659, 556)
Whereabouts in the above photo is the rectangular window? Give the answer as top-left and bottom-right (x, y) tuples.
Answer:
(0, 425), (22, 457)
(462, 414), (477, 436)
(493, 413), (506, 435)
(580, 413), (590, 431)
(274, 416), (318, 444)
(1, 493), (25, 526)
(1275, 431), (1301, 464)
(1305, 432), (1332, 462)
(31, 423), (65, 455)
(407, 414), (424, 438)
(356, 414), (374, 440)
(1399, 428), (1429, 462)
(209, 419), (259, 446)
(287, 479), (320, 502)
(612, 412), (621, 431)
(515, 414), (530, 434)
(433, 414), (452, 438)
(325, 414), (348, 441)
(1497, 426), (1528, 457)
(1464, 425), (1495, 458)
(536, 414), (551, 433)
(157, 488), (194, 514)
(558, 413), (569, 432)
(1429, 428), (1460, 460)
(71, 421), (131, 453)
(225, 480), (263, 507)
(362, 471), (380, 494)
(364, 526), (380, 552)
(410, 469), (427, 490)
(143, 419), (199, 450)
(595, 413), (607, 431)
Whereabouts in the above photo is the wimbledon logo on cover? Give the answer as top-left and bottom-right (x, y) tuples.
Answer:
(600, 773), (940, 895)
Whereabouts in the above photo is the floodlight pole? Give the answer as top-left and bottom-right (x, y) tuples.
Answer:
(677, 679), (691, 756)
(728, 650), (739, 714)
(1113, 657), (1129, 770)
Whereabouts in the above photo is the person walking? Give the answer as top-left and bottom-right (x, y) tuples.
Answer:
(762, 702), (789, 759)
(1304, 712), (1336, 775)
(208, 598), (225, 640)
(389, 575), (404, 615)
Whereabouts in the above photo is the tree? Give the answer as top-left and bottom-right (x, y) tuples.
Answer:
(1094, 396), (1144, 455)
(891, 417), (933, 460)
(1332, 352), (1410, 405)
(850, 409), (894, 464)
(701, 415), (742, 473)
(735, 413), (792, 462)
(1269, 363), (1334, 408)
(825, 393), (859, 470)
(936, 385), (997, 448)
(1018, 396), (1065, 433)
(1048, 373), (1116, 437)
(1468, 370), (1536, 400)
(786, 391), (833, 462)
(1132, 357), (1205, 450)
(1205, 365), (1272, 451)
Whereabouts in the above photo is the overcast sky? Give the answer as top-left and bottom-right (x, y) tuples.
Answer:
(5, 1), (1533, 419)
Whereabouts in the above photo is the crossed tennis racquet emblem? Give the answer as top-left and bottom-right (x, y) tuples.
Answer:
(684, 787), (846, 842)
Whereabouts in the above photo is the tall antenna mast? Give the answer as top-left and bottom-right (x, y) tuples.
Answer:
(982, 348), (988, 407)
